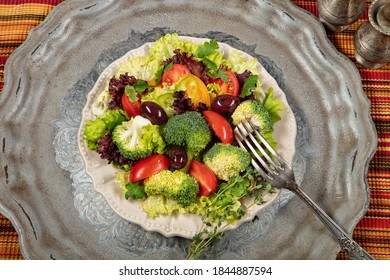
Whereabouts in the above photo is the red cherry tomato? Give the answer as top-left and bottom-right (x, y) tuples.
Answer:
(130, 154), (170, 182)
(162, 64), (191, 84)
(202, 110), (233, 144)
(210, 70), (239, 97)
(189, 160), (217, 196)
(121, 93), (141, 117)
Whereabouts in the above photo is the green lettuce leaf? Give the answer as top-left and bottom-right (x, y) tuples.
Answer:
(118, 55), (160, 81)
(142, 195), (187, 218)
(226, 50), (260, 75)
(148, 33), (199, 63)
(84, 118), (106, 150)
(140, 124), (166, 154)
(263, 88), (284, 123)
(84, 109), (129, 150)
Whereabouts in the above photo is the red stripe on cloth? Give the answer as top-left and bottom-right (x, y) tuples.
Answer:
(358, 216), (390, 229)
(0, 0), (63, 5)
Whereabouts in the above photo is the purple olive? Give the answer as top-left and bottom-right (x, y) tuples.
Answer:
(168, 146), (188, 170)
(211, 94), (240, 115)
(140, 101), (168, 125)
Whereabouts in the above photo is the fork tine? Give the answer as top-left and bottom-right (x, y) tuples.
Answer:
(234, 125), (273, 181)
(235, 123), (276, 179)
(246, 120), (289, 170)
(242, 121), (281, 172)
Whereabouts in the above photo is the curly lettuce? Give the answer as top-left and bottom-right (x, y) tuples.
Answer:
(118, 55), (160, 81)
(84, 109), (129, 150)
(263, 87), (284, 123)
(262, 87), (284, 150)
(149, 33), (199, 62)
(142, 195), (188, 218)
(226, 50), (260, 75)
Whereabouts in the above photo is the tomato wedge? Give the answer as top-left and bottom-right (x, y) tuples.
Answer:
(162, 64), (191, 84)
(202, 110), (233, 144)
(189, 160), (217, 196)
(210, 70), (239, 97)
(130, 154), (170, 182)
(122, 93), (141, 117)
(176, 74), (211, 107)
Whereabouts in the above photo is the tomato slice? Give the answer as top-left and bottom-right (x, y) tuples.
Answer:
(176, 74), (211, 107)
(122, 93), (141, 117)
(130, 154), (170, 182)
(202, 110), (233, 144)
(210, 70), (239, 97)
(189, 160), (217, 196)
(162, 64), (191, 84)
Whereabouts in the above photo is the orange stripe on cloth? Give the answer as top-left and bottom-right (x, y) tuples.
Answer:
(0, 1), (62, 96)
(0, 3), (56, 14)
(0, 3), (59, 48)
(0, 214), (23, 260)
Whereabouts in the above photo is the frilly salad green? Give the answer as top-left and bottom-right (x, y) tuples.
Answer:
(83, 33), (284, 259)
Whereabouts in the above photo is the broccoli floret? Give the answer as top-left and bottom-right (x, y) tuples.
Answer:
(231, 100), (273, 133)
(112, 115), (165, 160)
(203, 143), (251, 181)
(163, 111), (211, 154)
(144, 170), (199, 207)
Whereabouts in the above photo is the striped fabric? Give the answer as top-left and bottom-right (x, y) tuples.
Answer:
(0, 0), (389, 260)
(0, 0), (63, 93)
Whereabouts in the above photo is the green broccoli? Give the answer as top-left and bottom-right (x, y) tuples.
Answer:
(231, 100), (273, 133)
(84, 109), (129, 150)
(163, 111), (212, 154)
(144, 169), (199, 207)
(203, 143), (251, 181)
(112, 115), (165, 160)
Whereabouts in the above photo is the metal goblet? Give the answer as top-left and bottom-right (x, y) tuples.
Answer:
(318, 0), (366, 32)
(354, 0), (390, 69)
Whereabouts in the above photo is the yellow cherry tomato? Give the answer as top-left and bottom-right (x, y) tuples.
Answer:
(176, 74), (210, 107)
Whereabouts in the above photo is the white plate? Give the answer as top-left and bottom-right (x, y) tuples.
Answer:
(77, 36), (297, 238)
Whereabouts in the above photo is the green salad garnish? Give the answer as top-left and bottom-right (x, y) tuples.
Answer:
(83, 33), (284, 259)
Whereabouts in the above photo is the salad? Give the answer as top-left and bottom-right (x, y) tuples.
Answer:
(82, 33), (285, 259)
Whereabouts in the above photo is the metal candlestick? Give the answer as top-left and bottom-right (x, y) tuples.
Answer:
(318, 0), (366, 32)
(354, 0), (390, 69)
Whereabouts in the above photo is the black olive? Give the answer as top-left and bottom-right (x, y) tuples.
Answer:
(211, 94), (240, 115)
(140, 101), (168, 125)
(168, 146), (188, 170)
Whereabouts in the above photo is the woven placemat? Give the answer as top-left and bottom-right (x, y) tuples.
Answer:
(0, 0), (389, 260)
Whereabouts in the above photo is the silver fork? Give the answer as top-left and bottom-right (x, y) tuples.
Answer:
(234, 120), (374, 260)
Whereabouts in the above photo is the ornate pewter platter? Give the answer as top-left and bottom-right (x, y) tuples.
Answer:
(0, 0), (377, 259)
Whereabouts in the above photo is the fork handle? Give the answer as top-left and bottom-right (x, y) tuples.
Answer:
(286, 181), (374, 260)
